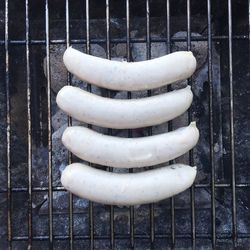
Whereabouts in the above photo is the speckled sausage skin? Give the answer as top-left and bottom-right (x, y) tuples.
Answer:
(61, 163), (197, 205)
(62, 122), (199, 168)
(56, 85), (193, 129)
(63, 47), (197, 91)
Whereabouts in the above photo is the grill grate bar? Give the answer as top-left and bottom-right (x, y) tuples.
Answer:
(228, 0), (237, 245)
(5, 0), (12, 249)
(105, 1), (115, 249)
(145, 0), (155, 246)
(65, 1), (74, 249)
(186, 0), (196, 248)
(0, 35), (248, 47)
(125, 0), (135, 249)
(10, 232), (250, 241)
(25, 0), (33, 248)
(84, 1), (95, 249)
(165, 0), (176, 247)
(207, 0), (216, 248)
(1, 182), (249, 194)
(45, 0), (53, 248)
(249, 0), (250, 42)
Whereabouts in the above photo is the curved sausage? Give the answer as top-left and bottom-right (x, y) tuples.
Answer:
(61, 163), (197, 205)
(56, 85), (193, 129)
(62, 122), (199, 168)
(63, 47), (197, 91)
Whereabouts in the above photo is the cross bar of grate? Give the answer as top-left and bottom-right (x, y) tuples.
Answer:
(0, 35), (248, 46)
(9, 232), (250, 241)
(0, 182), (250, 194)
(0, 182), (249, 194)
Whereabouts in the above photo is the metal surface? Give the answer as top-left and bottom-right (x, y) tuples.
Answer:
(228, 0), (237, 245)
(126, 2), (135, 248)
(145, 1), (155, 248)
(1, 0), (249, 249)
(65, 1), (74, 249)
(207, 0), (216, 248)
(103, 1), (115, 249)
(186, 1), (196, 249)
(25, 0), (32, 248)
(165, 2), (176, 248)
(45, 0), (53, 247)
(5, 0), (11, 249)
(84, 1), (95, 249)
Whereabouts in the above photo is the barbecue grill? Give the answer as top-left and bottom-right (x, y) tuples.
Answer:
(0, 0), (249, 249)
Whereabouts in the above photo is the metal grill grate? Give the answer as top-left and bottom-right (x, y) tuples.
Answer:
(1, 0), (250, 249)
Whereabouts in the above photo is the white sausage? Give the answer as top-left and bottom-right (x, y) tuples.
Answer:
(62, 122), (199, 168)
(56, 85), (193, 129)
(61, 163), (197, 205)
(63, 47), (197, 91)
